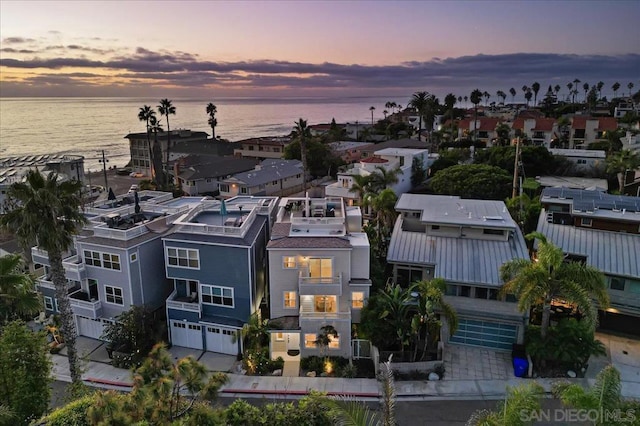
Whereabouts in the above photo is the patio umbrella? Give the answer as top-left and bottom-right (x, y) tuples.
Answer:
(134, 190), (141, 214)
(107, 187), (116, 201)
(220, 198), (228, 216)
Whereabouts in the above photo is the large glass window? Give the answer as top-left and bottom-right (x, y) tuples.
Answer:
(284, 291), (297, 309)
(304, 333), (317, 348)
(167, 247), (199, 269)
(314, 295), (337, 313)
(309, 258), (332, 278)
(351, 292), (364, 309)
(201, 284), (234, 307)
(102, 253), (121, 270)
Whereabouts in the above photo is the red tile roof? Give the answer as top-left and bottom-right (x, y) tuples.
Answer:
(572, 116), (588, 129)
(478, 117), (500, 131)
(533, 118), (555, 132)
(512, 118), (525, 130)
(597, 117), (618, 131)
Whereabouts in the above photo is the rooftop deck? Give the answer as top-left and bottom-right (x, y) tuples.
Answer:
(276, 197), (347, 236)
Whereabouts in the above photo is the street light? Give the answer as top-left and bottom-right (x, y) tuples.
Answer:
(98, 150), (109, 190)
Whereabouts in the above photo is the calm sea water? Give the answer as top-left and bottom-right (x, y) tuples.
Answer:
(0, 96), (401, 171)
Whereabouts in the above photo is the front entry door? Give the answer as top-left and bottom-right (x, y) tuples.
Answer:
(286, 333), (300, 352)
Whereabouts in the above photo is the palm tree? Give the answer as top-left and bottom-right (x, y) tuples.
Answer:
(385, 101), (397, 115)
(408, 278), (458, 361)
(369, 106), (375, 126)
(369, 166), (401, 193)
(137, 105), (156, 177)
(0, 170), (87, 384)
(409, 91), (429, 141)
(483, 91), (490, 107)
(206, 102), (217, 139)
(463, 95), (468, 107)
(596, 81), (604, 99)
(554, 84), (561, 97)
(378, 285), (411, 358)
(567, 82), (574, 102)
(496, 90), (506, 105)
(612, 81), (620, 98)
(0, 254), (40, 323)
(606, 149), (640, 193)
(509, 87), (516, 103)
(149, 115), (164, 188)
(500, 232), (609, 339)
(469, 89), (483, 141)
(158, 99), (175, 188)
(383, 109), (388, 119)
(572, 79), (581, 102)
(234, 312), (268, 351)
(628, 82), (635, 96)
(582, 82), (590, 103)
(349, 174), (373, 206)
(467, 383), (545, 426)
(524, 89), (533, 107)
(293, 118), (310, 193)
(444, 93), (457, 123)
(531, 82), (540, 106)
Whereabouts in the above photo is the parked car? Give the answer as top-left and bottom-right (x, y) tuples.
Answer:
(116, 168), (132, 176)
(128, 184), (138, 193)
(129, 172), (144, 178)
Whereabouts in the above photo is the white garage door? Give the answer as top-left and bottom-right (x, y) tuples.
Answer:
(171, 321), (203, 350)
(77, 316), (112, 340)
(205, 325), (238, 355)
(449, 319), (517, 351)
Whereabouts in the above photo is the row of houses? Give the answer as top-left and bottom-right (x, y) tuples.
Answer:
(31, 183), (640, 359)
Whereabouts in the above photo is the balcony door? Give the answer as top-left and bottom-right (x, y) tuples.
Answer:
(308, 258), (332, 278)
(88, 279), (98, 301)
(314, 295), (337, 313)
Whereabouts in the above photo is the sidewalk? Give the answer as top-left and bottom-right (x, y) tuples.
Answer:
(50, 333), (640, 401)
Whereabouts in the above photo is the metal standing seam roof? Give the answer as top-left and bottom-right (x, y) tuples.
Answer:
(387, 217), (529, 286)
(536, 212), (640, 278)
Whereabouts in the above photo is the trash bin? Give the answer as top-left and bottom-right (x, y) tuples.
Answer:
(513, 357), (528, 378)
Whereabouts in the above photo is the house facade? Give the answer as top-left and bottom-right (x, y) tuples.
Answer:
(32, 190), (182, 340)
(232, 137), (290, 160)
(219, 159), (303, 198)
(169, 155), (258, 196)
(537, 188), (640, 334)
(327, 141), (374, 163)
(548, 149), (606, 173)
(387, 194), (529, 351)
(164, 196), (278, 354)
(267, 197), (371, 359)
(512, 117), (557, 147)
(569, 116), (618, 148)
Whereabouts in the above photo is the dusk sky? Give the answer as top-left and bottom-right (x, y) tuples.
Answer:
(1, 0), (639, 99)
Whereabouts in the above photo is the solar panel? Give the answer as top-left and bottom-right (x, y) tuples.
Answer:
(616, 200), (640, 213)
(593, 200), (616, 210)
(573, 200), (594, 212)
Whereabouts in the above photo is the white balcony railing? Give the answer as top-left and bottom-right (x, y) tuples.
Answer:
(299, 273), (343, 296)
(299, 310), (351, 320)
(166, 290), (201, 314)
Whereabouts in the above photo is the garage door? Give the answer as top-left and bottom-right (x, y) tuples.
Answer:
(205, 325), (238, 355)
(77, 316), (112, 340)
(170, 321), (203, 350)
(449, 319), (517, 350)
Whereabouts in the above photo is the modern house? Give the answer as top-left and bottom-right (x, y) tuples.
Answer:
(327, 141), (374, 163)
(32, 190), (183, 340)
(325, 147), (430, 205)
(232, 137), (291, 160)
(536, 187), (640, 334)
(387, 194), (529, 350)
(266, 196), (371, 359)
(219, 159), (304, 198)
(548, 149), (606, 173)
(169, 155), (258, 195)
(125, 129), (209, 177)
(614, 98), (640, 119)
(164, 196), (278, 354)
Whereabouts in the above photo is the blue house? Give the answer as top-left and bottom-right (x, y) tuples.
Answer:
(164, 196), (277, 354)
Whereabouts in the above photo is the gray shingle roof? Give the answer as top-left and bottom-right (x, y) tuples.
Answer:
(536, 211), (640, 278)
(171, 156), (259, 180)
(228, 159), (302, 187)
(268, 236), (352, 249)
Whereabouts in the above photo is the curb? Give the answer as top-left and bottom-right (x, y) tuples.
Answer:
(221, 389), (380, 398)
(83, 377), (133, 389)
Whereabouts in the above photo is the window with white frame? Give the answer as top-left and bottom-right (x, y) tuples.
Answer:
(240, 187), (248, 194)
(167, 247), (199, 269)
(201, 284), (234, 307)
(102, 253), (121, 270)
(328, 334), (340, 349)
(219, 184), (229, 192)
(283, 256), (296, 269)
(130, 253), (137, 262)
(105, 286), (124, 305)
(284, 291), (297, 309)
(44, 296), (53, 311)
(275, 332), (284, 341)
(351, 292), (364, 309)
(304, 333), (317, 348)
(581, 218), (593, 227)
(84, 250), (102, 267)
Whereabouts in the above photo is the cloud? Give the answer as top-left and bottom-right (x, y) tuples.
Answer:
(0, 48), (36, 53)
(1, 47), (639, 97)
(2, 37), (36, 44)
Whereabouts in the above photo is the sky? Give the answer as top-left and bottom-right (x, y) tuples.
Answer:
(0, 0), (639, 99)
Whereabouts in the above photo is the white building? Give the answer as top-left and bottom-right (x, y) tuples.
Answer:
(549, 149), (606, 173)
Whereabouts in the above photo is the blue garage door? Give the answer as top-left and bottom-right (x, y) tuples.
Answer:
(450, 319), (517, 350)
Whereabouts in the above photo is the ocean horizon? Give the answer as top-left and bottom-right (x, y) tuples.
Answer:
(0, 95), (408, 171)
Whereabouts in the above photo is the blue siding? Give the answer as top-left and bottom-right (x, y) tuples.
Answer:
(137, 239), (171, 309)
(167, 308), (200, 323)
(39, 287), (58, 315)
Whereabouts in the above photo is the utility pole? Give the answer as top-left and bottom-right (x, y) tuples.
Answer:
(99, 150), (109, 190)
(511, 137), (521, 199)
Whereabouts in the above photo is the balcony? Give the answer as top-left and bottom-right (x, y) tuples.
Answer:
(299, 310), (351, 321)
(62, 255), (87, 282)
(69, 290), (103, 319)
(37, 276), (79, 293)
(299, 273), (342, 296)
(166, 290), (201, 315)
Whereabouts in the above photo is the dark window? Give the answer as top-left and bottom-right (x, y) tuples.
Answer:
(488, 289), (499, 300)
(610, 278), (625, 291)
(459, 286), (471, 297)
(475, 287), (488, 299)
(483, 229), (504, 235)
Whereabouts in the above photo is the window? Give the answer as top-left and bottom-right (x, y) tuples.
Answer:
(130, 253), (137, 262)
(284, 291), (297, 309)
(488, 289), (499, 300)
(475, 287), (488, 299)
(283, 256), (297, 269)
(84, 250), (102, 267)
(483, 229), (504, 236)
(431, 225), (440, 230)
(328, 334), (340, 349)
(577, 159), (587, 165)
(102, 253), (121, 270)
(581, 218), (593, 227)
(219, 184), (229, 192)
(201, 284), (234, 307)
(272, 180), (278, 185)
(459, 286), (471, 297)
(167, 247), (199, 269)
(351, 292), (364, 308)
(240, 187), (248, 194)
(296, 174), (301, 178)
(44, 296), (53, 311)
(610, 278), (626, 291)
(305, 333), (317, 348)
(308, 258), (332, 278)
(275, 332), (284, 341)
(105, 286), (124, 305)
(314, 295), (337, 313)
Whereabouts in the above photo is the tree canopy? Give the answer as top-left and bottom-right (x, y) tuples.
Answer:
(429, 164), (512, 200)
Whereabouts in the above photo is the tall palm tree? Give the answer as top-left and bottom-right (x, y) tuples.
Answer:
(409, 91), (429, 142)
(582, 82), (590, 103)
(628, 82), (635, 96)
(483, 91), (490, 107)
(444, 93), (457, 122)
(382, 109), (388, 119)
(369, 106), (375, 126)
(463, 96), (468, 107)
(567, 82), (574, 102)
(158, 99), (175, 188)
(0, 254), (40, 323)
(0, 170), (87, 384)
(293, 118), (310, 193)
(467, 383), (545, 426)
(572, 79), (581, 102)
(524, 89), (533, 107)
(137, 105), (156, 177)
(612, 82), (620, 98)
(596, 81), (604, 99)
(606, 149), (640, 193)
(369, 166), (401, 193)
(509, 87), (516, 103)
(349, 174), (373, 207)
(531, 82), (540, 106)
(149, 116), (164, 188)
(500, 232), (609, 339)
(206, 102), (218, 139)
(496, 90), (506, 105)
(554, 84), (561, 97)
(408, 278), (458, 361)
(470, 89), (483, 140)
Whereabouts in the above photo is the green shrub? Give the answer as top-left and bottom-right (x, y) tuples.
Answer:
(338, 363), (358, 378)
(36, 394), (95, 426)
(224, 399), (262, 426)
(242, 348), (283, 375)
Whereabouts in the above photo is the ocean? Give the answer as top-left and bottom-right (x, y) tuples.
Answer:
(0, 96), (404, 171)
